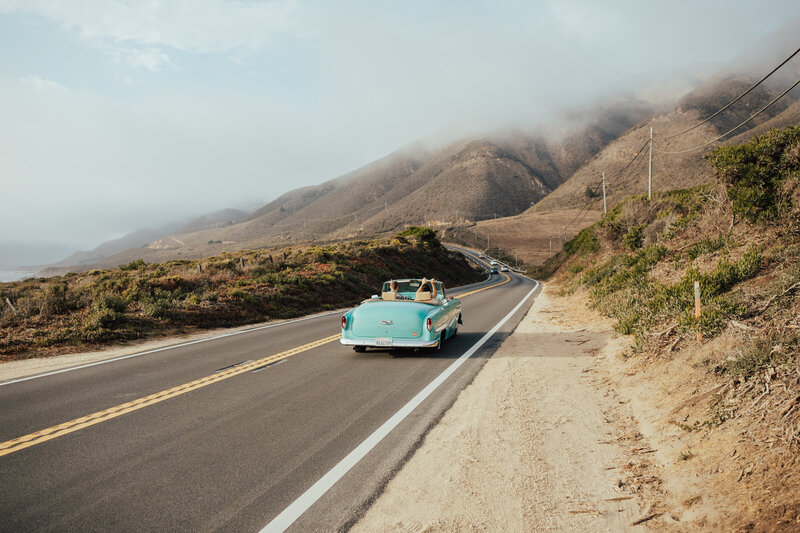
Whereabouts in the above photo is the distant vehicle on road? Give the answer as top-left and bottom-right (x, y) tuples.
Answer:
(500, 265), (510, 272)
(490, 260), (499, 266)
(340, 279), (462, 353)
(490, 268), (499, 275)
(479, 254), (487, 259)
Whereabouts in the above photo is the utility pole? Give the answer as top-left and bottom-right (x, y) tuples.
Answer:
(602, 172), (607, 215)
(562, 225), (567, 243)
(648, 126), (653, 201)
(548, 235), (552, 257)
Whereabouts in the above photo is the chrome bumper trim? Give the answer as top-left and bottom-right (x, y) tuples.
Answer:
(340, 337), (439, 348)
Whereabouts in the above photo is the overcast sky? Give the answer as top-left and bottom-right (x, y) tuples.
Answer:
(1, 0), (798, 261)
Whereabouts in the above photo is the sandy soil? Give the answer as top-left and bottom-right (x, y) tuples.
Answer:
(352, 286), (658, 532)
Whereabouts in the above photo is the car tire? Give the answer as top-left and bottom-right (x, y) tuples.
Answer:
(353, 346), (366, 353)
(431, 335), (442, 353)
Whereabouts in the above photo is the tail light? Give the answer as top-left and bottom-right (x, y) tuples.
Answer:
(341, 315), (348, 329)
(426, 317), (433, 331)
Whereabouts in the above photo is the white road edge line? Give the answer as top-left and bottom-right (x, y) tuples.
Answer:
(0, 310), (342, 387)
(260, 279), (540, 533)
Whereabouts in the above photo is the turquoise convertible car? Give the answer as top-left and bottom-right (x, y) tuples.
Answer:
(340, 279), (462, 352)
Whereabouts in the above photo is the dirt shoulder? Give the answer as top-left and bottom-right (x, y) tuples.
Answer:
(354, 280), (800, 531)
(352, 285), (657, 532)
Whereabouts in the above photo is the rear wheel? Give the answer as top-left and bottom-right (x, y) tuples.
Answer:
(353, 346), (366, 353)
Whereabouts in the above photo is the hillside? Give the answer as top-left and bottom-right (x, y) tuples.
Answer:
(0, 228), (482, 360)
(470, 70), (800, 266)
(175, 112), (653, 246)
(40, 106), (653, 275)
(531, 124), (800, 529)
(51, 208), (249, 268)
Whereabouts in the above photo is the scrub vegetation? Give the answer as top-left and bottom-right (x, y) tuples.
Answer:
(536, 125), (800, 359)
(532, 124), (800, 528)
(0, 229), (483, 361)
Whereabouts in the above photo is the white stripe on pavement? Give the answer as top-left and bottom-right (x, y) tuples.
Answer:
(260, 280), (540, 533)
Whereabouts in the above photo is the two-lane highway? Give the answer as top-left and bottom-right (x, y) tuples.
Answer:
(0, 263), (540, 532)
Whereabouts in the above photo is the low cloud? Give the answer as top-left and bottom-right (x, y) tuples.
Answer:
(18, 74), (68, 93)
(1, 0), (798, 253)
(108, 46), (173, 72)
(0, 0), (303, 55)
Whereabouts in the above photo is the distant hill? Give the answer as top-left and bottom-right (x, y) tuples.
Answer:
(48, 208), (248, 269)
(40, 104), (653, 275)
(38, 20), (800, 275)
(529, 75), (800, 215)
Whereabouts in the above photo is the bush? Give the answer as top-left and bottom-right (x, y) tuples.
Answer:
(84, 307), (125, 330)
(564, 227), (600, 257)
(93, 294), (127, 313)
(706, 124), (800, 223)
(623, 224), (645, 250)
(120, 259), (147, 271)
(396, 226), (439, 246)
(716, 332), (798, 379)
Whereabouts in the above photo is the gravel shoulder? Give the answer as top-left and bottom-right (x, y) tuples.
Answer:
(352, 285), (654, 532)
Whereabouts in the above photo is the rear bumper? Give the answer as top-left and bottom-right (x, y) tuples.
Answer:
(340, 336), (439, 348)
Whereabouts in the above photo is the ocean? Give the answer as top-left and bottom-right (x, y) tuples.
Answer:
(0, 270), (36, 283)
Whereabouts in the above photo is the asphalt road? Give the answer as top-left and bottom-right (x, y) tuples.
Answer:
(0, 254), (540, 532)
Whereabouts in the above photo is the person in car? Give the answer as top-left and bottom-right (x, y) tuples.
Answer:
(416, 277), (438, 299)
(388, 280), (410, 300)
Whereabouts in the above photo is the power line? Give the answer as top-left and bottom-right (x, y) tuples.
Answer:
(615, 139), (651, 177)
(562, 137), (652, 235)
(658, 46), (800, 140)
(549, 47), (800, 251)
(563, 178), (603, 233)
(654, 76), (800, 154)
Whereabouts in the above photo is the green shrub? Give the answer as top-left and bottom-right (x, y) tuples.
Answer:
(141, 300), (174, 319)
(396, 226), (439, 246)
(716, 332), (798, 379)
(623, 224), (645, 250)
(84, 307), (125, 330)
(706, 124), (800, 223)
(93, 294), (127, 313)
(685, 235), (731, 261)
(120, 259), (147, 271)
(564, 227), (600, 257)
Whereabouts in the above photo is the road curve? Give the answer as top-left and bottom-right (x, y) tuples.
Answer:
(0, 262), (540, 532)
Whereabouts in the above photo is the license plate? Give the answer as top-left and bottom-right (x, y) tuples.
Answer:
(376, 337), (393, 347)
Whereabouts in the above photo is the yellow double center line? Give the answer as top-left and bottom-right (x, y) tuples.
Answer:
(456, 272), (511, 298)
(0, 333), (341, 458)
(0, 273), (515, 459)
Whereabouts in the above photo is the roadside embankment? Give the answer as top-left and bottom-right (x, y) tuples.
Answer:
(0, 229), (483, 361)
(354, 276), (800, 531)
